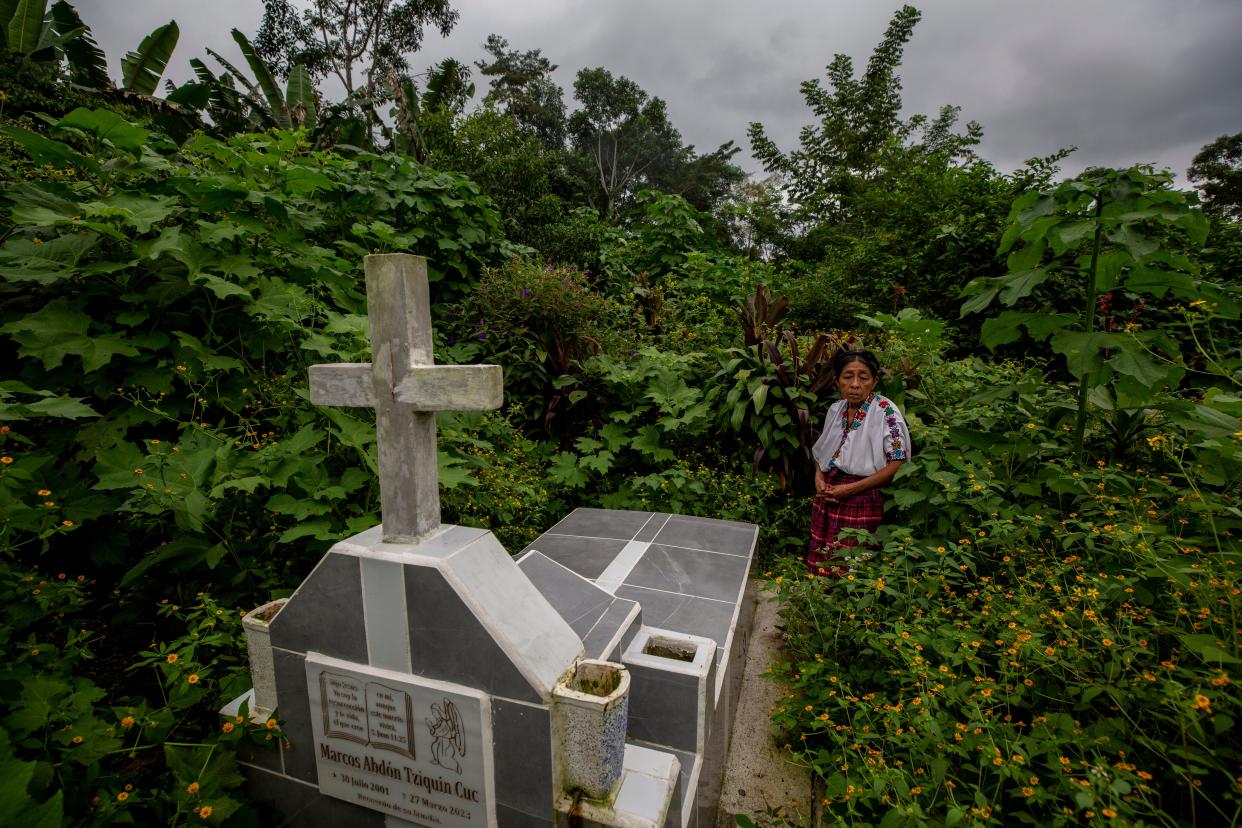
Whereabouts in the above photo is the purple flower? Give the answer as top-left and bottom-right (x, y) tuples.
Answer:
(522, 288), (531, 299)
(476, 332), (486, 341)
(447, 336), (456, 345)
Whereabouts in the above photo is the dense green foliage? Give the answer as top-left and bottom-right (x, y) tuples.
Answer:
(761, 315), (1240, 827)
(1, 2), (1239, 826)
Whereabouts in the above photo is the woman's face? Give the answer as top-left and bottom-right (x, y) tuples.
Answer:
(837, 360), (878, 406)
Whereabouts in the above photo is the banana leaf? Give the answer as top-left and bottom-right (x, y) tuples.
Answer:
(121, 20), (178, 96)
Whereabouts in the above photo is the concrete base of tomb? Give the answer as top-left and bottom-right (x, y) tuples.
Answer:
(553, 743), (681, 828)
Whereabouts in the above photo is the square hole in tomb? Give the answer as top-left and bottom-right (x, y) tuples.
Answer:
(642, 636), (696, 662)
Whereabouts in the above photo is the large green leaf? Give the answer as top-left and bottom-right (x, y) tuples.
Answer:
(285, 64), (317, 128)
(1107, 224), (1158, 260)
(0, 754), (61, 828)
(958, 278), (1000, 317)
(231, 28), (289, 129)
(204, 46), (273, 121)
(1123, 266), (1198, 298)
(0, 124), (99, 173)
(1107, 341), (1176, 389)
(120, 20), (178, 96)
(83, 193), (178, 233)
(57, 108), (149, 155)
(1048, 218), (1096, 255)
(50, 1), (108, 86)
(0, 232), (98, 284)
(998, 267), (1050, 306)
(5, 0), (46, 54)
(0, 0), (16, 48)
(979, 311), (1074, 349)
(0, 299), (140, 371)
(1050, 330), (1112, 379)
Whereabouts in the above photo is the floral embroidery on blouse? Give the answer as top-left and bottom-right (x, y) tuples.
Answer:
(884, 406), (906, 461)
(838, 393), (874, 433)
(828, 394), (875, 470)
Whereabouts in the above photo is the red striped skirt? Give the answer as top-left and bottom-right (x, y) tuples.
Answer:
(807, 470), (884, 578)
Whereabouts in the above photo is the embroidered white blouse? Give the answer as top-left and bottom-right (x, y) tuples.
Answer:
(811, 394), (912, 477)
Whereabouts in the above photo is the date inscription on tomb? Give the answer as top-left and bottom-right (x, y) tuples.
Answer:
(305, 653), (494, 826)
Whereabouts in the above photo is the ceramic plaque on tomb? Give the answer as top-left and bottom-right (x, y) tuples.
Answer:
(305, 653), (495, 827)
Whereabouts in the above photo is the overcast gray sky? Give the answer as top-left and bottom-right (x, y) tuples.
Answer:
(75, 0), (1241, 184)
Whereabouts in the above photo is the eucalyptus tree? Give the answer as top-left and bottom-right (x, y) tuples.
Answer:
(254, 0), (458, 137)
(568, 67), (741, 220)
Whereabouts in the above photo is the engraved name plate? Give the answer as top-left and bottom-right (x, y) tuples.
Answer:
(306, 653), (495, 826)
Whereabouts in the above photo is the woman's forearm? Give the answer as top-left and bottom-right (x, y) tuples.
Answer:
(831, 460), (904, 498)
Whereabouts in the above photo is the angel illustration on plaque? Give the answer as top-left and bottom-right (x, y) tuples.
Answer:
(426, 697), (465, 774)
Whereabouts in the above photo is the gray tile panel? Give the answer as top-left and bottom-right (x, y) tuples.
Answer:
(492, 698), (554, 818)
(405, 565), (543, 703)
(620, 611), (642, 656)
(268, 552), (367, 662)
(519, 551), (614, 638)
(625, 544), (752, 603)
(625, 662), (700, 753)
(272, 647), (316, 784)
(651, 516), (757, 558)
(634, 513), (671, 543)
(547, 508), (657, 540)
(245, 767), (385, 827)
(581, 597), (639, 660)
(614, 586), (735, 652)
(520, 534), (630, 580)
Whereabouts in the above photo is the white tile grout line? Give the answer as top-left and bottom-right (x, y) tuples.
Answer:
(579, 597), (622, 645)
(538, 530), (751, 558)
(631, 511), (659, 541)
(594, 540), (653, 594)
(615, 582), (737, 606)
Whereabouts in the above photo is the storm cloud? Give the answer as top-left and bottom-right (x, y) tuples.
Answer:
(75, 0), (1242, 182)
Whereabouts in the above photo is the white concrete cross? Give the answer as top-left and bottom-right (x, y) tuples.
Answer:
(309, 254), (502, 543)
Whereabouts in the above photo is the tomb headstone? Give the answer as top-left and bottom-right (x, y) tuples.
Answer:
(229, 254), (758, 828)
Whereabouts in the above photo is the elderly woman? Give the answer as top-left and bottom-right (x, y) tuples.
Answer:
(807, 349), (911, 577)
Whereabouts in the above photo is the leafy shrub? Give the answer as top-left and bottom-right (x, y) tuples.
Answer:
(0, 110), (516, 823)
(451, 258), (635, 433)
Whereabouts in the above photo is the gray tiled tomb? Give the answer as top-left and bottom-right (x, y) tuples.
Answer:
(519, 508), (758, 707)
(519, 551), (642, 661)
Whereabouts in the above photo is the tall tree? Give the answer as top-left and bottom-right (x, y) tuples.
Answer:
(748, 5), (980, 225)
(254, 0), (458, 135)
(568, 67), (684, 218)
(475, 34), (566, 150)
(1188, 133), (1242, 221)
(567, 67), (740, 219)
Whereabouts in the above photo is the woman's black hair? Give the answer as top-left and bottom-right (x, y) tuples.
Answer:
(832, 348), (882, 378)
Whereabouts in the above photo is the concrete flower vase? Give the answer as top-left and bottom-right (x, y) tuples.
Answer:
(241, 598), (287, 716)
(552, 659), (631, 800)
